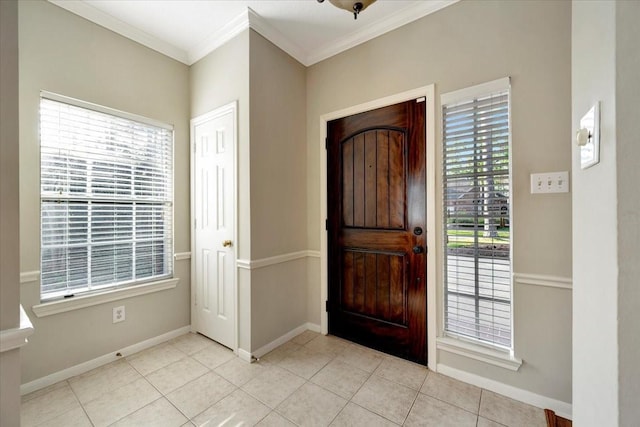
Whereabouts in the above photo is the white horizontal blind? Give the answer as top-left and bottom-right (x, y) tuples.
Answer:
(442, 81), (512, 349)
(40, 96), (173, 300)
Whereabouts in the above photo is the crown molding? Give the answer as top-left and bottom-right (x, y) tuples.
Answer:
(306, 0), (459, 65)
(48, 0), (189, 64)
(246, 8), (309, 66)
(48, 0), (459, 67)
(188, 8), (251, 65)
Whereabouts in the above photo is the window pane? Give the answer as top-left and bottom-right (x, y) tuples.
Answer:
(40, 96), (173, 300)
(443, 86), (511, 349)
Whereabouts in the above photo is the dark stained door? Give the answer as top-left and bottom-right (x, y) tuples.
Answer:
(327, 100), (427, 365)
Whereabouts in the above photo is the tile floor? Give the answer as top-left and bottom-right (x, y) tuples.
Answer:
(21, 331), (547, 427)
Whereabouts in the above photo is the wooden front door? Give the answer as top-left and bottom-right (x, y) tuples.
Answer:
(327, 99), (427, 364)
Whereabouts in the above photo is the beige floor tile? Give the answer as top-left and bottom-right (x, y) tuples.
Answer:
(477, 416), (508, 427)
(291, 330), (320, 345)
(127, 343), (186, 376)
(479, 390), (546, 427)
(276, 382), (347, 426)
(374, 356), (428, 390)
(192, 389), (270, 426)
(82, 378), (161, 427)
(256, 411), (297, 426)
(166, 371), (236, 419)
(259, 340), (302, 364)
(421, 372), (481, 413)
(20, 383), (81, 426)
(351, 374), (417, 424)
(170, 332), (215, 355)
(191, 341), (235, 369)
(404, 393), (477, 427)
(242, 365), (305, 408)
(35, 406), (92, 427)
(146, 356), (209, 394)
(21, 380), (69, 403)
(111, 397), (188, 427)
(330, 402), (399, 427)
(304, 334), (351, 358)
(69, 360), (141, 404)
(214, 357), (267, 386)
(310, 359), (369, 399)
(279, 346), (333, 379)
(336, 344), (384, 373)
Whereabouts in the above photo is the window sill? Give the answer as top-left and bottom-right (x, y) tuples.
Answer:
(32, 278), (179, 318)
(436, 336), (522, 371)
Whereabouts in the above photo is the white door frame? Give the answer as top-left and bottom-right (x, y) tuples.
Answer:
(319, 85), (437, 369)
(190, 101), (239, 354)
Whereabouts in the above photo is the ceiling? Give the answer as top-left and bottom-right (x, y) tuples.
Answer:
(49, 0), (458, 66)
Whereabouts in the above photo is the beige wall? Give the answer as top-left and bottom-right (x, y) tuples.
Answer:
(1, 1), (22, 424)
(572, 1), (640, 425)
(306, 0), (572, 403)
(19, 0), (191, 382)
(571, 2), (617, 424)
(189, 29), (252, 351)
(615, 2), (640, 423)
(248, 31), (309, 350)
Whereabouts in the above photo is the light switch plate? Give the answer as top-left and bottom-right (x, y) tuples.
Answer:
(530, 171), (569, 194)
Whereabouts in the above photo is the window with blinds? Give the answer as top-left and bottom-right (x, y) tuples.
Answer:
(40, 94), (174, 300)
(442, 78), (512, 349)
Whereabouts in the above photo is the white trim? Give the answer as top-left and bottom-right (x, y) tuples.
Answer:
(40, 91), (174, 131)
(319, 86), (437, 370)
(253, 322), (321, 359)
(47, 0), (189, 65)
(20, 271), (40, 284)
(441, 77), (511, 106)
(237, 348), (253, 363)
(173, 252), (191, 261)
(514, 273), (572, 290)
(436, 364), (572, 420)
(32, 278), (179, 318)
(307, 0), (458, 65)
(48, 1), (459, 67)
(236, 250), (320, 270)
(0, 306), (35, 353)
(20, 326), (190, 395)
(189, 9), (250, 65)
(437, 337), (522, 371)
(246, 8), (308, 66)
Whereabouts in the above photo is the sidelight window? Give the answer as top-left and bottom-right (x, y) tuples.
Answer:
(39, 93), (173, 301)
(442, 78), (512, 349)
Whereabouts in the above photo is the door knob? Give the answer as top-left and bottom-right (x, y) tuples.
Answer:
(412, 245), (424, 254)
(222, 240), (233, 247)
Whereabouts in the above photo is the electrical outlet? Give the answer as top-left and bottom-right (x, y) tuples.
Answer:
(530, 171), (569, 194)
(113, 306), (125, 323)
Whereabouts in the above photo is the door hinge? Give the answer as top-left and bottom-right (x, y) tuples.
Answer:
(325, 219), (328, 230)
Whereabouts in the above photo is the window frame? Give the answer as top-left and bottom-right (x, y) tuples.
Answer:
(39, 91), (175, 302)
(440, 77), (514, 352)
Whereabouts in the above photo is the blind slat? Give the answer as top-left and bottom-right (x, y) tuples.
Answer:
(40, 96), (174, 300)
(443, 86), (512, 349)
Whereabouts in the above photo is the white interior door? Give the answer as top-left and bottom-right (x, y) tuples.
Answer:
(191, 102), (236, 349)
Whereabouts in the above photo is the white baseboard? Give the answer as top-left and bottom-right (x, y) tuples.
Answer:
(237, 348), (253, 363)
(21, 325), (191, 395)
(252, 322), (321, 359)
(437, 364), (572, 420)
